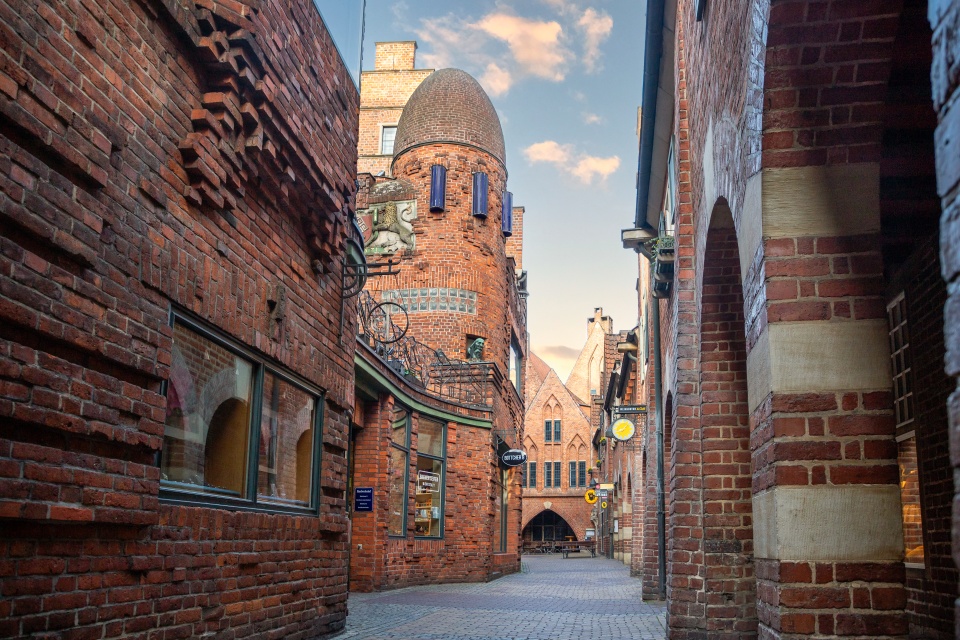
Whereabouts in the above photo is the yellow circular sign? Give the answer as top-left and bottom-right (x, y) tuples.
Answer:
(601, 501), (608, 509)
(611, 418), (636, 442)
(584, 489), (597, 504)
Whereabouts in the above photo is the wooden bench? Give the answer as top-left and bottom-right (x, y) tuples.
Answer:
(557, 539), (596, 558)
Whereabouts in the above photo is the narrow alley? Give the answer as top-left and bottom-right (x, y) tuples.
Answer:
(339, 555), (667, 640)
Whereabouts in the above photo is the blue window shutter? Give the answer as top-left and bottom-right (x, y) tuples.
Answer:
(501, 190), (513, 236)
(472, 172), (488, 218)
(430, 165), (446, 212)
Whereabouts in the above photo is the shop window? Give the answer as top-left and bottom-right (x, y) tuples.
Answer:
(388, 407), (411, 536)
(415, 418), (445, 537)
(161, 315), (322, 514)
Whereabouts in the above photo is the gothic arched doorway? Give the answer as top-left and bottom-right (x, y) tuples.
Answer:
(522, 510), (576, 547)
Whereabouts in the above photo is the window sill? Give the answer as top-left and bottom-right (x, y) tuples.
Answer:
(160, 486), (318, 517)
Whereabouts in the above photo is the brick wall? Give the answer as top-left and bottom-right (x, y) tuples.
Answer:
(0, 0), (359, 637)
(349, 376), (520, 592)
(928, 0), (960, 634)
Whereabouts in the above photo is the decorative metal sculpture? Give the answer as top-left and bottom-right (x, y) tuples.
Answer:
(355, 291), (491, 407)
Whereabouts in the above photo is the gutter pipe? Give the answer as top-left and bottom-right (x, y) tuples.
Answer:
(635, 0), (667, 231)
(651, 275), (666, 598)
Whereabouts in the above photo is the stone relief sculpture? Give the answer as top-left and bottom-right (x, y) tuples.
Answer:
(363, 199), (417, 254)
(467, 338), (485, 361)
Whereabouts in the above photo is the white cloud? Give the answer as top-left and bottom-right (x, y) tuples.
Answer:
(582, 112), (603, 125)
(412, 6), (612, 94)
(524, 140), (572, 164)
(473, 13), (568, 81)
(480, 62), (513, 97)
(571, 154), (620, 183)
(577, 8), (613, 72)
(523, 140), (619, 185)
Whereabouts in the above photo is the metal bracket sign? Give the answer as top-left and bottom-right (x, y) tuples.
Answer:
(614, 404), (647, 415)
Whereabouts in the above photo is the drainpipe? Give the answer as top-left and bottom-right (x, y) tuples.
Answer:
(651, 275), (666, 599)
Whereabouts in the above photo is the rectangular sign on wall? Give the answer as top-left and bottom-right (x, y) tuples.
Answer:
(354, 487), (374, 512)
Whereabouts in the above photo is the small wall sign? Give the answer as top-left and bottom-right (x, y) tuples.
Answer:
(417, 470), (440, 493)
(500, 448), (527, 467)
(354, 487), (374, 512)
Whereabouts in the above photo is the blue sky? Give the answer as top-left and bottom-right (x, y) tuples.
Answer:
(362, 0), (646, 380)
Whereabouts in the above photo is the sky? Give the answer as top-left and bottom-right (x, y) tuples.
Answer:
(362, 0), (646, 381)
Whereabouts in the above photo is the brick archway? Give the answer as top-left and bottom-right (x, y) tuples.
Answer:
(699, 203), (755, 637)
(522, 505), (589, 542)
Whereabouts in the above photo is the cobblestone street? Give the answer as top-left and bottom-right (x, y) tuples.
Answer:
(339, 555), (666, 639)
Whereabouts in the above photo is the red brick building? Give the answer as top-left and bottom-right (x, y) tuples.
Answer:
(347, 56), (527, 590)
(0, 1), (362, 638)
(520, 350), (594, 547)
(625, 0), (960, 637)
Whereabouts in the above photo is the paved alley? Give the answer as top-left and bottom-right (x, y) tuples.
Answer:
(338, 555), (667, 640)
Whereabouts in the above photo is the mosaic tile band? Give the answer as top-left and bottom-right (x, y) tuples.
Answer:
(381, 288), (478, 314)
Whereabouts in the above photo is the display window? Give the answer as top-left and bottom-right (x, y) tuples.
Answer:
(388, 407), (411, 536)
(415, 418), (446, 537)
(161, 314), (323, 515)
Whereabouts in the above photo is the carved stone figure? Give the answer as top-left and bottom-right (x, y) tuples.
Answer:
(467, 338), (485, 361)
(364, 200), (416, 254)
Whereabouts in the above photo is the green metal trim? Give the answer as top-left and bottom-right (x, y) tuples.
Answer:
(354, 353), (493, 429)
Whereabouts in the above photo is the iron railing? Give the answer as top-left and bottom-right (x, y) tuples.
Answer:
(356, 291), (491, 407)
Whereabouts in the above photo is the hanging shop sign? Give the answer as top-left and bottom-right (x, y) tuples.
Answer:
(611, 418), (636, 442)
(601, 501), (608, 509)
(354, 487), (374, 512)
(614, 404), (647, 415)
(597, 489), (609, 499)
(584, 489), (598, 504)
(499, 448), (527, 467)
(417, 470), (440, 493)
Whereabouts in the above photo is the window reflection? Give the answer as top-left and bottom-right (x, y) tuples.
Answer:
(163, 323), (253, 497)
(258, 373), (316, 507)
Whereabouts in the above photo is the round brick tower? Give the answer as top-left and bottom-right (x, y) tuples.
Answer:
(385, 68), (512, 370)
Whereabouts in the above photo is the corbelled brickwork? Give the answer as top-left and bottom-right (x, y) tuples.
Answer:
(0, 0), (359, 637)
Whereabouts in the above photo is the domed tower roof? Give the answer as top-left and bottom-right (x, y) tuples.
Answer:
(393, 68), (505, 166)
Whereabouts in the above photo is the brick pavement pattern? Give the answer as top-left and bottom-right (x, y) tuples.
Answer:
(338, 555), (666, 639)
